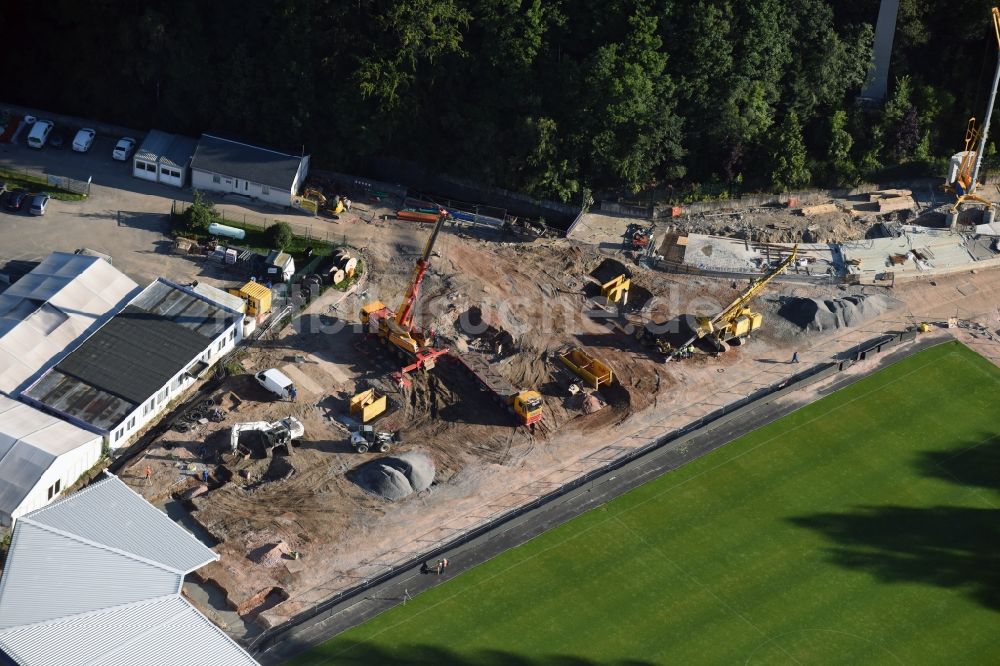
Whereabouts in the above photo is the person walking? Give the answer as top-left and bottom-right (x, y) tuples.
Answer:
(442, 558), (449, 572)
(144, 466), (152, 486)
(791, 351), (800, 364)
(436, 560), (443, 575)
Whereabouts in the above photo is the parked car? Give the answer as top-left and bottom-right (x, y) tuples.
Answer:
(29, 193), (50, 216)
(4, 188), (29, 211)
(26, 120), (54, 149)
(112, 137), (136, 161)
(255, 369), (297, 401)
(72, 128), (96, 152)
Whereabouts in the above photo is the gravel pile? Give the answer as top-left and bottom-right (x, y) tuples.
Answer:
(351, 452), (436, 500)
(779, 294), (900, 332)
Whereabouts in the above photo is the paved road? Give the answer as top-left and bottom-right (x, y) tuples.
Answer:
(254, 335), (942, 664)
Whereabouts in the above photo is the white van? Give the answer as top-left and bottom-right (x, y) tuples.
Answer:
(255, 368), (297, 401)
(26, 120), (54, 149)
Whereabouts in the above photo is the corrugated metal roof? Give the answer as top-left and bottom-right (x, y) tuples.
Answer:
(27, 473), (217, 573)
(0, 475), (255, 665)
(0, 596), (257, 666)
(22, 368), (134, 433)
(160, 135), (198, 170)
(0, 252), (138, 396)
(0, 521), (183, 629)
(134, 130), (175, 163)
(192, 134), (305, 189)
(131, 279), (238, 339)
(192, 282), (246, 314)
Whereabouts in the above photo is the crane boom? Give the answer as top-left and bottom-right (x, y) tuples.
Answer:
(709, 245), (798, 328)
(395, 212), (446, 330)
(971, 6), (1000, 189)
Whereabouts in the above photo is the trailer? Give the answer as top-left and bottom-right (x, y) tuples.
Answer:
(449, 351), (543, 425)
(559, 347), (613, 389)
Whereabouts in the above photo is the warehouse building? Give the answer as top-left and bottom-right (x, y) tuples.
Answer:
(190, 134), (310, 207)
(0, 473), (258, 665)
(22, 279), (243, 448)
(0, 396), (103, 528)
(0, 252), (138, 397)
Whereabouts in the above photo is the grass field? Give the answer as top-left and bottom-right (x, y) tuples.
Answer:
(291, 341), (1000, 665)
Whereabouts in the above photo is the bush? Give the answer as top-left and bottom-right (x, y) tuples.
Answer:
(181, 190), (217, 234)
(268, 221), (294, 249)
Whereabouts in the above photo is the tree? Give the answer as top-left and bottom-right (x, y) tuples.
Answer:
(180, 191), (216, 234)
(268, 222), (294, 250)
(770, 111), (810, 191)
(827, 110), (855, 185)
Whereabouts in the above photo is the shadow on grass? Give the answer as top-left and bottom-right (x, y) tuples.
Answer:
(285, 640), (657, 666)
(789, 437), (1000, 611)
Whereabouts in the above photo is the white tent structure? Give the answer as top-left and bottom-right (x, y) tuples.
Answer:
(0, 474), (258, 666)
(0, 395), (102, 527)
(0, 252), (139, 397)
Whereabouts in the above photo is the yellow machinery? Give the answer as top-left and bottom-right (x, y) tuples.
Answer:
(601, 274), (631, 305)
(451, 351), (543, 425)
(229, 281), (272, 318)
(559, 347), (614, 389)
(361, 212), (449, 370)
(691, 245), (798, 351)
(349, 388), (387, 423)
(948, 7), (1000, 212)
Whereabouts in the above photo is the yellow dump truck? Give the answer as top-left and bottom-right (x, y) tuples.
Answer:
(559, 347), (613, 389)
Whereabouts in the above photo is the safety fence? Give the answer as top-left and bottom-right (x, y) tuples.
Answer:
(0, 165), (91, 196)
(170, 200), (343, 245)
(247, 325), (925, 656)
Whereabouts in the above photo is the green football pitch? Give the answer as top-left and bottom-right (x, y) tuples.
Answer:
(290, 341), (1000, 665)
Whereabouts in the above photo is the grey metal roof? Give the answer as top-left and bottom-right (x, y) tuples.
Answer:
(160, 135), (198, 170)
(0, 474), (256, 665)
(0, 252), (138, 396)
(134, 130), (174, 163)
(0, 397), (100, 519)
(191, 134), (305, 189)
(130, 279), (239, 339)
(0, 596), (258, 666)
(192, 283), (246, 314)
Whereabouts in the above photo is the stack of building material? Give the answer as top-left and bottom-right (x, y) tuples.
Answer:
(800, 203), (839, 216)
(877, 196), (916, 213)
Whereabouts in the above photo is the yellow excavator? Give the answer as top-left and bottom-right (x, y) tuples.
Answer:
(687, 245), (798, 352)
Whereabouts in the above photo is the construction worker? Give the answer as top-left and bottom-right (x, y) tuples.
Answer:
(792, 351), (800, 364)
(144, 466), (152, 486)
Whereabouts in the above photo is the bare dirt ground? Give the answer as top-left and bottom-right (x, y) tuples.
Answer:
(121, 197), (1000, 639)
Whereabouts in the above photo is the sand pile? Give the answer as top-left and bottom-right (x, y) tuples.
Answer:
(779, 294), (900, 332)
(351, 452), (436, 500)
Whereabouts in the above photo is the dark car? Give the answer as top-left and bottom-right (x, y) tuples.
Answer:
(4, 188), (29, 211)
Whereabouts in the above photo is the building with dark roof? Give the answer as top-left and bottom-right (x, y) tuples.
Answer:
(190, 134), (310, 207)
(22, 279), (243, 448)
(133, 130), (199, 188)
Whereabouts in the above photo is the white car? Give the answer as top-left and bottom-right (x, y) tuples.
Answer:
(112, 137), (136, 161)
(72, 128), (96, 152)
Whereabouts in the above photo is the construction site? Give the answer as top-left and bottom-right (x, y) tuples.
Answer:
(110, 158), (1000, 640)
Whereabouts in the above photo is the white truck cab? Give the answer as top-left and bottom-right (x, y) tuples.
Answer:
(255, 368), (297, 401)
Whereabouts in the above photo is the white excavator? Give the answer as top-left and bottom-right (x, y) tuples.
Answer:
(230, 417), (304, 455)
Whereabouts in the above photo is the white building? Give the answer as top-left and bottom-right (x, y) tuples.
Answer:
(190, 134), (310, 207)
(23, 279), (243, 448)
(0, 252), (139, 397)
(0, 473), (258, 666)
(0, 396), (102, 527)
(133, 130), (199, 188)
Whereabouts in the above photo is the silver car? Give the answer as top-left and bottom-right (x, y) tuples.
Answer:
(29, 193), (50, 216)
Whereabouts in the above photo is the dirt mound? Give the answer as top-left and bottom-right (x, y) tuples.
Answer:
(779, 294), (900, 332)
(350, 452), (436, 500)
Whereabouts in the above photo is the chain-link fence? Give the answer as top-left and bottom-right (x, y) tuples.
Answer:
(171, 200), (341, 244)
(0, 165), (91, 196)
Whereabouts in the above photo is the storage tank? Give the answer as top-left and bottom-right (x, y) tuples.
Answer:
(208, 223), (246, 240)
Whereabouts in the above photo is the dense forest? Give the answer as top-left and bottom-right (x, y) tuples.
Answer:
(2, 0), (998, 204)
